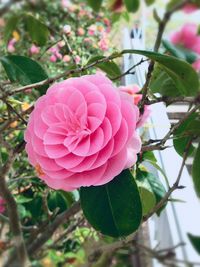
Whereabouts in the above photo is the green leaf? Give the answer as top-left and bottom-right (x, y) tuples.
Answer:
(136, 176), (156, 216)
(137, 171), (166, 215)
(80, 169), (142, 237)
(162, 40), (198, 64)
(4, 15), (20, 43)
(16, 195), (32, 204)
(144, 0), (155, 5)
(87, 56), (121, 79)
(24, 14), (50, 46)
(188, 233), (200, 255)
(0, 55), (48, 93)
(192, 143), (200, 198)
(123, 0), (140, 12)
(173, 113), (197, 157)
(87, 0), (103, 11)
(48, 191), (68, 213)
(142, 151), (157, 163)
(124, 49), (200, 96)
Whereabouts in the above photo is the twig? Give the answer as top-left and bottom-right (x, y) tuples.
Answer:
(139, 0), (189, 109)
(111, 58), (149, 81)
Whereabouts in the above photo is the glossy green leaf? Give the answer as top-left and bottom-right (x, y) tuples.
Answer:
(188, 233), (200, 255)
(137, 171), (166, 215)
(4, 15), (20, 43)
(144, 0), (155, 5)
(142, 151), (157, 163)
(162, 40), (198, 64)
(173, 113), (197, 157)
(136, 176), (156, 216)
(87, 0), (103, 11)
(87, 56), (121, 79)
(192, 143), (200, 198)
(80, 169), (142, 237)
(24, 15), (50, 46)
(0, 55), (48, 93)
(48, 191), (68, 213)
(123, 0), (140, 12)
(124, 49), (199, 96)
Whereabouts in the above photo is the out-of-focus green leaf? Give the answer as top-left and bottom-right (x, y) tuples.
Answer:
(87, 0), (103, 11)
(80, 169), (142, 237)
(123, 0), (140, 12)
(4, 15), (20, 43)
(24, 14), (50, 46)
(192, 143), (200, 198)
(188, 233), (200, 255)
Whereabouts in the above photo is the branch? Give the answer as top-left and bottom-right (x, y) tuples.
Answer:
(139, 0), (189, 109)
(0, 151), (29, 267)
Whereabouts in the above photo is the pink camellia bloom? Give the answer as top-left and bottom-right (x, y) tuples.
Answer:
(30, 44), (40, 55)
(24, 74), (141, 191)
(0, 197), (5, 214)
(119, 84), (151, 128)
(182, 3), (198, 13)
(193, 59), (200, 71)
(170, 23), (199, 51)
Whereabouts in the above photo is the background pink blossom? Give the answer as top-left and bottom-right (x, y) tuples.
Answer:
(25, 74), (141, 191)
(0, 197), (5, 214)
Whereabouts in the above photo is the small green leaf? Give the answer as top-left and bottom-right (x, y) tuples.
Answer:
(124, 49), (200, 96)
(137, 171), (167, 215)
(142, 151), (157, 163)
(48, 191), (68, 213)
(144, 0), (155, 5)
(162, 40), (198, 64)
(136, 176), (156, 216)
(24, 14), (50, 46)
(173, 113), (197, 157)
(4, 15), (20, 43)
(87, 0), (103, 11)
(192, 143), (200, 198)
(0, 55), (48, 93)
(87, 56), (121, 79)
(80, 169), (142, 237)
(123, 0), (140, 12)
(188, 233), (200, 255)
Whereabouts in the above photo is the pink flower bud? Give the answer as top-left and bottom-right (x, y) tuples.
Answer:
(77, 27), (85, 36)
(50, 54), (57, 62)
(63, 55), (71, 62)
(63, 25), (71, 35)
(30, 44), (40, 55)
(75, 55), (81, 64)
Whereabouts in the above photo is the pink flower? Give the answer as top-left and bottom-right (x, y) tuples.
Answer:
(61, 0), (71, 8)
(88, 25), (97, 36)
(170, 23), (199, 51)
(50, 55), (57, 62)
(24, 74), (141, 191)
(63, 55), (71, 62)
(63, 25), (71, 35)
(77, 27), (85, 36)
(192, 58), (200, 71)
(0, 197), (5, 214)
(84, 37), (92, 44)
(74, 55), (81, 64)
(98, 35), (109, 51)
(7, 38), (16, 52)
(119, 84), (151, 127)
(183, 3), (198, 13)
(30, 44), (40, 55)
